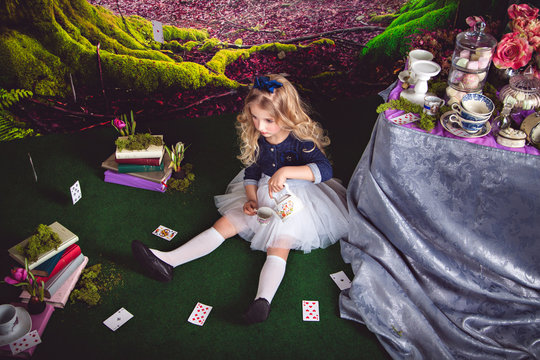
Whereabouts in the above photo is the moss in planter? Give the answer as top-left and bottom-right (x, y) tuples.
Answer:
(17, 224), (61, 262)
(115, 133), (163, 151)
(167, 163), (195, 193)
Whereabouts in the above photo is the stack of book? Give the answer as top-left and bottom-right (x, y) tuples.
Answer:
(101, 135), (172, 192)
(8, 222), (88, 309)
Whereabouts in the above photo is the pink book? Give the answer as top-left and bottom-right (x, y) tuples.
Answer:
(19, 256), (89, 308)
(0, 303), (55, 358)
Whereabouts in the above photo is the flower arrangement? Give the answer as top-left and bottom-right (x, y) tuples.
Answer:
(111, 110), (136, 136)
(3, 259), (45, 302)
(165, 141), (189, 173)
(493, 3), (540, 77)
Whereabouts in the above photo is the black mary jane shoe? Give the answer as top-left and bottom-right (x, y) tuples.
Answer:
(242, 298), (271, 324)
(131, 240), (173, 282)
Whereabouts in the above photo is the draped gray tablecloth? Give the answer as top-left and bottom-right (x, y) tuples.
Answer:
(340, 109), (540, 359)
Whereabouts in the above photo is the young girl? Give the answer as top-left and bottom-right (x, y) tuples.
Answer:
(132, 74), (348, 323)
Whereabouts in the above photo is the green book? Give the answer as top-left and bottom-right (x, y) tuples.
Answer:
(117, 162), (164, 173)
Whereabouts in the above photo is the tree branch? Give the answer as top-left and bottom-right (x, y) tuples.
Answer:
(225, 26), (386, 48)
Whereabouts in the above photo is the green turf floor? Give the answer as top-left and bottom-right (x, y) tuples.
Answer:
(0, 94), (389, 360)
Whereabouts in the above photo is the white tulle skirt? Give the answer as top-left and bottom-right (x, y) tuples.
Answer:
(214, 170), (349, 253)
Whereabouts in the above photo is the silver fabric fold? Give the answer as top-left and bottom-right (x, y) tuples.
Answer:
(340, 112), (540, 359)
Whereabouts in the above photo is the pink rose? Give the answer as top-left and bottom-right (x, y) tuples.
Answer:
(493, 32), (533, 70)
(508, 4), (539, 21)
(510, 18), (529, 33)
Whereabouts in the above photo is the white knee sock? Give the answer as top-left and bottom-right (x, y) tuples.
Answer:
(255, 255), (287, 303)
(151, 227), (225, 267)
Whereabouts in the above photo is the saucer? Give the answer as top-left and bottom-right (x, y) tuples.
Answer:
(0, 307), (32, 346)
(440, 110), (491, 138)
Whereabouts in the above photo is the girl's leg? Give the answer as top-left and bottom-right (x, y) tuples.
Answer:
(131, 216), (237, 282)
(244, 247), (290, 324)
(151, 216), (237, 267)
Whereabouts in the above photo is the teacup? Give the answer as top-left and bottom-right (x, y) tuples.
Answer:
(256, 207), (274, 225)
(449, 113), (488, 134)
(423, 95), (445, 116)
(451, 93), (494, 121)
(408, 49), (434, 66)
(407, 49), (434, 84)
(0, 304), (17, 335)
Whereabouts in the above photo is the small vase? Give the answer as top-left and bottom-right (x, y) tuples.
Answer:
(489, 66), (520, 89)
(172, 169), (186, 180)
(27, 296), (46, 315)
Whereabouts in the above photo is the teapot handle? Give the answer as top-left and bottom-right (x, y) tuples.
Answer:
(270, 183), (292, 203)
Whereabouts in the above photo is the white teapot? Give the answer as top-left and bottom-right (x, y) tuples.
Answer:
(271, 183), (304, 221)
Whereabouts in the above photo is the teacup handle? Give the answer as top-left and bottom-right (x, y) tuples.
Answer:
(448, 114), (463, 127)
(451, 103), (461, 112)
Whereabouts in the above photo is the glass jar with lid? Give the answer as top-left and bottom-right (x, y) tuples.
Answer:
(447, 22), (498, 95)
(499, 66), (540, 111)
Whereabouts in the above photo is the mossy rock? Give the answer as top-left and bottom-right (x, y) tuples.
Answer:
(360, 0), (458, 66)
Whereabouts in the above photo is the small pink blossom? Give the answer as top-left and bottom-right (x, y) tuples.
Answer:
(493, 31), (534, 70)
(113, 118), (126, 129)
(4, 267), (27, 285)
(508, 4), (539, 21)
(466, 16), (485, 29)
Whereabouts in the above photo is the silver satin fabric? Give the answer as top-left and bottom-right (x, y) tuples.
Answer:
(340, 100), (540, 358)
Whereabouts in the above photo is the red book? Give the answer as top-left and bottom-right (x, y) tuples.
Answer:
(114, 157), (162, 166)
(35, 244), (81, 283)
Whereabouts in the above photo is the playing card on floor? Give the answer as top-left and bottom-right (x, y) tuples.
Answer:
(302, 300), (320, 322)
(152, 225), (178, 241)
(103, 307), (134, 331)
(70, 180), (82, 204)
(330, 271), (352, 290)
(187, 302), (212, 326)
(9, 330), (41, 355)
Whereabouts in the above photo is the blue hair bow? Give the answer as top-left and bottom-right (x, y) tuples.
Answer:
(253, 76), (283, 93)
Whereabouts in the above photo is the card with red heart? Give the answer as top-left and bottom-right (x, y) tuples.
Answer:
(9, 330), (42, 355)
(302, 300), (320, 322)
(187, 302), (212, 326)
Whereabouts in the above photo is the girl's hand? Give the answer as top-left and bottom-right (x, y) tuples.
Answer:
(267, 168), (287, 196)
(243, 200), (258, 216)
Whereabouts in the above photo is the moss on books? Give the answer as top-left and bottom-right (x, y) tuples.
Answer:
(115, 133), (164, 151)
(17, 224), (61, 262)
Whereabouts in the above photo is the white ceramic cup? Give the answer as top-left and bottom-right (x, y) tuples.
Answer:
(408, 49), (434, 66)
(256, 207), (274, 225)
(0, 304), (17, 335)
(408, 49), (434, 82)
(449, 113), (488, 134)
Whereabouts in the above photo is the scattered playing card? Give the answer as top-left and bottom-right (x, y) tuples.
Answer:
(330, 271), (352, 291)
(103, 307), (133, 331)
(9, 330), (41, 355)
(28, 153), (38, 182)
(302, 300), (320, 322)
(187, 302), (212, 326)
(388, 112), (420, 125)
(152, 20), (164, 43)
(70, 180), (82, 204)
(152, 225), (178, 241)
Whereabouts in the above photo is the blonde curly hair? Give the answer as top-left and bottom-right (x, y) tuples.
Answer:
(236, 74), (330, 166)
